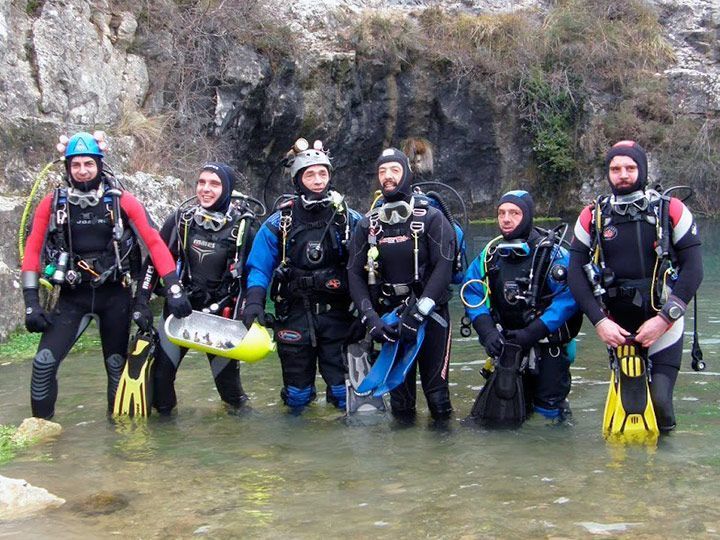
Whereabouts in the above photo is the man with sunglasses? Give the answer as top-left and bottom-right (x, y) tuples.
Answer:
(347, 148), (456, 424)
(462, 190), (580, 423)
(133, 162), (259, 415)
(568, 141), (703, 433)
(20, 132), (192, 419)
(243, 139), (362, 412)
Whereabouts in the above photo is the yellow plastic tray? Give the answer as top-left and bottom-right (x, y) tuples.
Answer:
(164, 311), (275, 363)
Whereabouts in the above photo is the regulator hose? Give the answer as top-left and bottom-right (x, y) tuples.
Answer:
(18, 159), (61, 265)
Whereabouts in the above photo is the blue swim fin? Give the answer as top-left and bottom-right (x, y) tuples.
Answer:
(372, 320), (427, 397)
(355, 311), (401, 395)
(356, 340), (400, 394)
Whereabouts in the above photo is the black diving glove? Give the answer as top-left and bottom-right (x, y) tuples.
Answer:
(472, 314), (504, 357)
(23, 288), (52, 333)
(132, 301), (154, 332)
(241, 286), (267, 328)
(505, 318), (548, 350)
(164, 276), (192, 318)
(399, 303), (424, 343)
(363, 310), (398, 344)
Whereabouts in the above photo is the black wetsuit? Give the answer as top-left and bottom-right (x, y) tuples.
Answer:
(568, 193), (703, 430)
(347, 196), (456, 420)
(138, 205), (257, 413)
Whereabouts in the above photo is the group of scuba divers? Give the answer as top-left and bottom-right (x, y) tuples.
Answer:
(19, 131), (703, 443)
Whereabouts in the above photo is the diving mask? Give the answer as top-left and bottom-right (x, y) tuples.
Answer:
(376, 199), (414, 225)
(194, 207), (229, 232)
(299, 190), (344, 211)
(610, 191), (649, 216)
(67, 186), (104, 208)
(495, 240), (531, 257)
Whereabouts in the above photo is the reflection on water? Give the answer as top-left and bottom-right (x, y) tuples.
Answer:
(0, 222), (719, 537)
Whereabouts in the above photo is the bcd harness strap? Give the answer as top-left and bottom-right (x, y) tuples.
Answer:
(49, 182), (132, 288)
(273, 196), (351, 348)
(177, 206), (252, 308)
(589, 191), (676, 313)
(366, 204), (428, 298)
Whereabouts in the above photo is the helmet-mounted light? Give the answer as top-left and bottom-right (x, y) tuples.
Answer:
(288, 137), (332, 179)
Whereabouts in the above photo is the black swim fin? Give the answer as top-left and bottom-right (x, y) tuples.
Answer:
(603, 343), (659, 445)
(470, 342), (526, 428)
(113, 329), (156, 417)
(344, 337), (386, 414)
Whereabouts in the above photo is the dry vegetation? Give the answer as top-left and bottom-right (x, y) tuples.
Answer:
(348, 0), (718, 212)
(110, 0), (298, 180)
(108, 0), (718, 213)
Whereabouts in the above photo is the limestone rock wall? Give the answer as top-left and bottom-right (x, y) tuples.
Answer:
(0, 0), (718, 340)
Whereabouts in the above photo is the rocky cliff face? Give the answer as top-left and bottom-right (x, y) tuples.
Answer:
(0, 0), (717, 340)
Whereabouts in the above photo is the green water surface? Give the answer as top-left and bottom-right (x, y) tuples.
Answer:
(0, 222), (719, 538)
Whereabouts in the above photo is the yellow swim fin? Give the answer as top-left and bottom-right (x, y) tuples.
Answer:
(602, 366), (617, 437)
(113, 330), (156, 417)
(603, 343), (659, 445)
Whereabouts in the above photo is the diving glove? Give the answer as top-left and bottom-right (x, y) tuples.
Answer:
(363, 310), (398, 343)
(241, 286), (267, 328)
(23, 288), (52, 333)
(472, 314), (504, 357)
(163, 275), (192, 318)
(132, 301), (154, 332)
(506, 319), (547, 350)
(399, 303), (424, 343)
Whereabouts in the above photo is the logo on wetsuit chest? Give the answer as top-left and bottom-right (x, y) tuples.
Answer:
(379, 234), (410, 244)
(191, 239), (217, 263)
(602, 225), (618, 241)
(325, 278), (342, 290)
(75, 212), (108, 226)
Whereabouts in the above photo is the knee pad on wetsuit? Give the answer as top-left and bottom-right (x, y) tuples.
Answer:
(326, 384), (347, 410)
(425, 389), (452, 420)
(31, 349), (59, 418)
(281, 385), (316, 408)
(31, 349), (58, 401)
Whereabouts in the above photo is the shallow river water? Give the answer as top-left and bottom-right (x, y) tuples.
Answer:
(1, 221), (719, 539)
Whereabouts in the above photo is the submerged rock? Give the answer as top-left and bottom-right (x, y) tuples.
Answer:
(10, 417), (62, 445)
(70, 491), (130, 516)
(0, 475), (65, 520)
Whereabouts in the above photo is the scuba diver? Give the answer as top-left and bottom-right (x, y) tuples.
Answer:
(347, 147), (456, 423)
(243, 138), (362, 412)
(20, 131), (191, 419)
(133, 162), (260, 415)
(462, 190), (580, 426)
(568, 140), (703, 435)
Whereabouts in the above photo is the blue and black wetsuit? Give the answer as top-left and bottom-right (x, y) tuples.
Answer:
(246, 197), (361, 409)
(463, 228), (580, 418)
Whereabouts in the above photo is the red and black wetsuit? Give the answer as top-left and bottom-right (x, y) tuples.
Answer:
(568, 192), (703, 430)
(21, 178), (178, 418)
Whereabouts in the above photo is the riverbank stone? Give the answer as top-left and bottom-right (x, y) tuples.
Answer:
(0, 475), (65, 521)
(11, 417), (62, 445)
